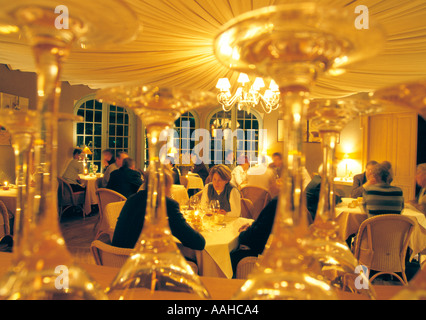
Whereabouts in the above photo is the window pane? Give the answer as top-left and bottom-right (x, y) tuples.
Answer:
(95, 100), (103, 110)
(77, 109), (84, 117)
(86, 110), (93, 122)
(124, 138), (128, 149)
(85, 136), (92, 146)
(94, 136), (102, 148)
(116, 137), (123, 148)
(110, 105), (116, 112)
(86, 100), (94, 109)
(95, 111), (102, 123)
(117, 107), (124, 113)
(109, 112), (116, 124)
(117, 125), (124, 136)
(109, 137), (116, 148)
(124, 126), (129, 136)
(109, 125), (116, 136)
(85, 123), (93, 135)
(77, 136), (84, 147)
(77, 123), (84, 135)
(95, 124), (102, 136)
(125, 114), (129, 125)
(117, 113), (124, 124)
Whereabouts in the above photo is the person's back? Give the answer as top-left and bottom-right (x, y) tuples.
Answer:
(363, 183), (404, 217)
(112, 190), (205, 250)
(362, 163), (404, 217)
(107, 158), (142, 198)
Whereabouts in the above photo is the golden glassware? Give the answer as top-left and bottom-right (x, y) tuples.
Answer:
(372, 80), (426, 119)
(0, 0), (140, 299)
(96, 85), (216, 300)
(306, 95), (382, 298)
(214, 3), (385, 299)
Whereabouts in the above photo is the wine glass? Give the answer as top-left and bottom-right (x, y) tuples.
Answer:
(96, 85), (216, 300)
(190, 195), (200, 211)
(0, 0), (140, 300)
(214, 3), (385, 299)
(306, 95), (381, 298)
(372, 79), (426, 120)
(208, 200), (220, 217)
(371, 80), (426, 300)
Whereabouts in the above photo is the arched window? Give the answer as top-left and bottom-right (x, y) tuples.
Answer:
(143, 111), (199, 168)
(207, 108), (263, 165)
(74, 94), (135, 169)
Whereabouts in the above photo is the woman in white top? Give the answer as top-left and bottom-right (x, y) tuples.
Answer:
(200, 164), (241, 218)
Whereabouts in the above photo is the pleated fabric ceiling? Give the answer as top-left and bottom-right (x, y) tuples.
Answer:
(1, 0), (426, 98)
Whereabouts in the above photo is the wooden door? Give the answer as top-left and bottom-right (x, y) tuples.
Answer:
(367, 112), (418, 200)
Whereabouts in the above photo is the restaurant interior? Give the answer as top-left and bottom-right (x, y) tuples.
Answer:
(0, 0), (425, 301)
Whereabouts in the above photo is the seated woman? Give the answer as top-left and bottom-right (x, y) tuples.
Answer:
(200, 164), (241, 218)
(112, 167), (205, 250)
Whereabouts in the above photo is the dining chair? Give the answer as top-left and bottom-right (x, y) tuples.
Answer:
(102, 201), (125, 241)
(240, 198), (255, 219)
(91, 234), (199, 274)
(353, 214), (415, 285)
(240, 186), (271, 220)
(90, 234), (133, 268)
(57, 177), (85, 220)
(235, 256), (259, 279)
(95, 188), (127, 239)
(0, 200), (10, 239)
(179, 176), (188, 189)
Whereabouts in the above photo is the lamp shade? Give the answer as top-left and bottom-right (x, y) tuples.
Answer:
(216, 78), (231, 91)
(82, 146), (92, 155)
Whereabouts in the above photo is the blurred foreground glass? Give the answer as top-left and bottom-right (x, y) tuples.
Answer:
(96, 86), (216, 300)
(307, 95), (382, 298)
(214, 3), (385, 299)
(0, 0), (140, 299)
(372, 80), (426, 120)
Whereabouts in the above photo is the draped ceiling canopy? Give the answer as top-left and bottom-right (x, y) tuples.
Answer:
(1, 0), (426, 99)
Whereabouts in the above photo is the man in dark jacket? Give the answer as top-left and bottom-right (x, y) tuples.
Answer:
(107, 157), (143, 198)
(112, 168), (205, 251)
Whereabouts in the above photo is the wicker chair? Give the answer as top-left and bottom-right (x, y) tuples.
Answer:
(90, 234), (133, 268)
(236, 256), (259, 279)
(91, 234), (199, 274)
(240, 198), (255, 219)
(95, 188), (126, 239)
(57, 177), (85, 220)
(179, 176), (188, 189)
(102, 201), (126, 240)
(240, 186), (271, 220)
(353, 214), (415, 285)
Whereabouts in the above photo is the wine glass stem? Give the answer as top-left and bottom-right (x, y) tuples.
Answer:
(277, 86), (309, 227)
(314, 131), (339, 231)
(10, 133), (34, 260)
(268, 86), (310, 252)
(144, 124), (169, 236)
(32, 43), (69, 230)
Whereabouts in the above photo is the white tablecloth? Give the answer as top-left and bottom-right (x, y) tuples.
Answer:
(79, 174), (103, 215)
(335, 198), (426, 260)
(179, 216), (253, 279)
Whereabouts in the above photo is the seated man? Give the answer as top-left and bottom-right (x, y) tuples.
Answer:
(62, 148), (85, 192)
(112, 168), (205, 251)
(101, 151), (128, 188)
(107, 157), (143, 198)
(362, 163), (404, 217)
(351, 160), (378, 198)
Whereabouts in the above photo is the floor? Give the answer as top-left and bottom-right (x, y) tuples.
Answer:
(59, 209), (99, 265)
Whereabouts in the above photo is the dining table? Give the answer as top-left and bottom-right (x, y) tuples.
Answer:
(335, 198), (426, 260)
(79, 174), (103, 215)
(179, 213), (254, 279)
(0, 252), (407, 300)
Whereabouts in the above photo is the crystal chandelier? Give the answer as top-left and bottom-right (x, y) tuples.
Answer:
(216, 73), (280, 113)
